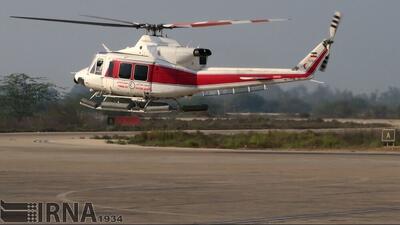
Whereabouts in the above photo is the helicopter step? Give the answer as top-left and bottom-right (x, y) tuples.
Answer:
(80, 98), (173, 113)
(101, 102), (132, 110)
(80, 98), (99, 109)
(79, 95), (208, 113)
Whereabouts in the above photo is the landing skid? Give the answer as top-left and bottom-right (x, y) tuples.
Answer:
(80, 93), (208, 113)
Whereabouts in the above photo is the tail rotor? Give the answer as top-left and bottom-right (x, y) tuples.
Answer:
(320, 11), (342, 72)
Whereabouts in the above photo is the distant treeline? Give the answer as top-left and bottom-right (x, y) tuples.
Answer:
(0, 73), (399, 131)
(190, 85), (400, 118)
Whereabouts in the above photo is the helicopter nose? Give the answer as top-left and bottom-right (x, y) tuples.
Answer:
(74, 68), (87, 86)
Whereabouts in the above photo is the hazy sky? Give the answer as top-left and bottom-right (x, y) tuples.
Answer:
(1, 0), (399, 93)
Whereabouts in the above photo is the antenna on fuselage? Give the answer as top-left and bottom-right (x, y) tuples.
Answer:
(102, 43), (111, 52)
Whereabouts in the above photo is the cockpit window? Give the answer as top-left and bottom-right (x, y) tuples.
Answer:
(90, 64), (95, 74)
(95, 59), (104, 75)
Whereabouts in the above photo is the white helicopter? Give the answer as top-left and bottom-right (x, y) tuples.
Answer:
(11, 12), (341, 113)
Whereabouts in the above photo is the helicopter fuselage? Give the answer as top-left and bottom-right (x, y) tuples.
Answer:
(75, 35), (327, 99)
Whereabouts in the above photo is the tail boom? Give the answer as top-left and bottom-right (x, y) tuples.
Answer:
(196, 43), (328, 91)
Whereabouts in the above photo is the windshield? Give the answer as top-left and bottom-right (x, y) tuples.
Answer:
(89, 57), (104, 75)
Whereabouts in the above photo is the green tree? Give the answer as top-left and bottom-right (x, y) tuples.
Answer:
(0, 73), (59, 119)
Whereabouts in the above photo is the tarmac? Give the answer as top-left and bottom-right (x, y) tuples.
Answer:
(1, 132), (400, 224)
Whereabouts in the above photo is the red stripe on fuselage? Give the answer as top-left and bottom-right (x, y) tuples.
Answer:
(152, 65), (197, 85)
(150, 49), (327, 86)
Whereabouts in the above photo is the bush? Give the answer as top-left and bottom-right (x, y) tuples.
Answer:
(105, 130), (382, 149)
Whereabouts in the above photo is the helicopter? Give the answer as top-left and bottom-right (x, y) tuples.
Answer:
(11, 12), (341, 113)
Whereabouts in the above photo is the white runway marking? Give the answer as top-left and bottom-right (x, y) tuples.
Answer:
(56, 185), (204, 217)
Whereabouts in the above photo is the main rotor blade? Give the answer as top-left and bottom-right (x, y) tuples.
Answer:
(163, 18), (290, 28)
(10, 16), (140, 28)
(79, 14), (141, 26)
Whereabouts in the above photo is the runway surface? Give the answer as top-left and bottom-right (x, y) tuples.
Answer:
(1, 132), (400, 224)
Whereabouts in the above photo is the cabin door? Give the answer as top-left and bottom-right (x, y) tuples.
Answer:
(112, 62), (132, 96)
(130, 64), (151, 97)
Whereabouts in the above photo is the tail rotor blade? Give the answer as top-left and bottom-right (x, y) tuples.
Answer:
(320, 11), (342, 72)
(319, 54), (330, 72)
(330, 11), (342, 39)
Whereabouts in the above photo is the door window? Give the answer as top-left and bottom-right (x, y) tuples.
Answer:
(134, 65), (148, 81)
(119, 63), (132, 79)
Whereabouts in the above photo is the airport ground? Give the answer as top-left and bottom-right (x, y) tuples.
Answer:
(1, 131), (400, 224)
